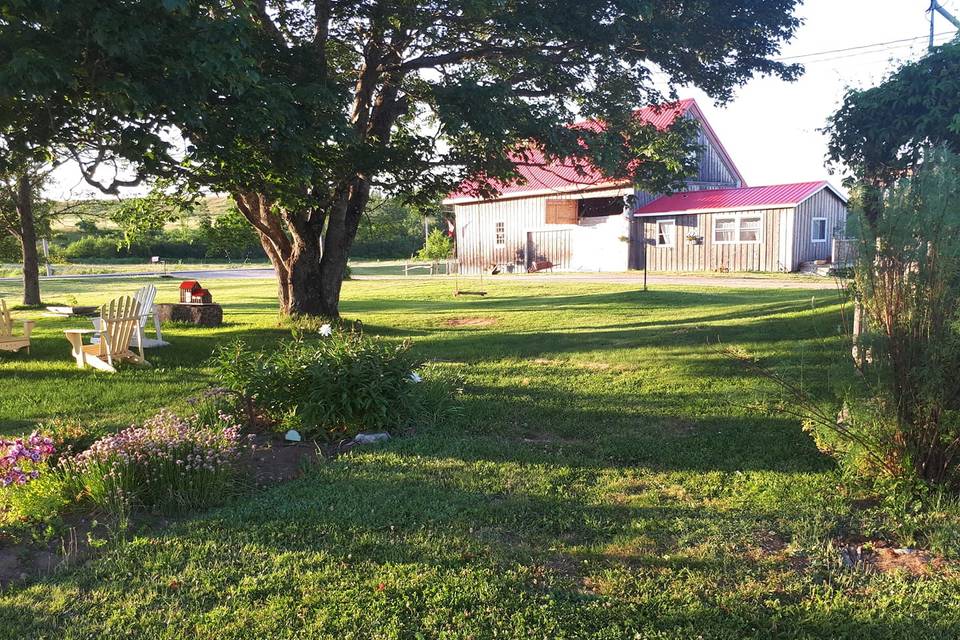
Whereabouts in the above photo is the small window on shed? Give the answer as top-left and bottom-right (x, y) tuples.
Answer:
(656, 219), (676, 246)
(811, 217), (828, 243)
(739, 216), (761, 243)
(714, 218), (736, 243)
(494, 221), (506, 246)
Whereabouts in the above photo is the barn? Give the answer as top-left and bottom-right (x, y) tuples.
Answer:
(443, 98), (849, 275)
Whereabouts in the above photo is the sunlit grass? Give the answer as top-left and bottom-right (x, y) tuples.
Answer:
(0, 275), (957, 638)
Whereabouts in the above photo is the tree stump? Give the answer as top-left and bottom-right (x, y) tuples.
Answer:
(155, 303), (223, 327)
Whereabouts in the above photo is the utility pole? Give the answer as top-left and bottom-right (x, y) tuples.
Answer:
(928, 0), (960, 50)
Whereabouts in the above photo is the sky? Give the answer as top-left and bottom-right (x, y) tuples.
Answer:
(47, 0), (959, 199)
(683, 0), (959, 190)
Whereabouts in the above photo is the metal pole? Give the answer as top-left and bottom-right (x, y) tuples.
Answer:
(41, 238), (51, 276)
(643, 235), (648, 292)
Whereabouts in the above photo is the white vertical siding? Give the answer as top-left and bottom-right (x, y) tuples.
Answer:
(454, 190), (630, 274)
(634, 208), (789, 272)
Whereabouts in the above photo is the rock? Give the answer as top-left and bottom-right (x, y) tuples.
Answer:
(155, 303), (223, 327)
(353, 432), (390, 445)
(284, 429), (302, 442)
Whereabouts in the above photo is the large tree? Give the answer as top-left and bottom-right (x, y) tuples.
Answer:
(0, 162), (48, 306)
(2, 1), (804, 317)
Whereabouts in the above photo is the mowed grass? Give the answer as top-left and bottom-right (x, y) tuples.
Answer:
(0, 276), (958, 639)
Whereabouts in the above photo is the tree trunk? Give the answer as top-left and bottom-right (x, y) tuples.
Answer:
(312, 181), (370, 318)
(16, 175), (41, 306)
(286, 222), (327, 316)
(233, 182), (370, 318)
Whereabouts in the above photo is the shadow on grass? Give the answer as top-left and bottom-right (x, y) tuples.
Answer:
(2, 456), (954, 639)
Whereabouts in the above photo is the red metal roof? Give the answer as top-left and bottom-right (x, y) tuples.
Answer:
(634, 181), (840, 216)
(447, 100), (696, 201)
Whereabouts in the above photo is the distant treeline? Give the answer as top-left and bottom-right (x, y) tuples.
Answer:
(0, 195), (431, 263)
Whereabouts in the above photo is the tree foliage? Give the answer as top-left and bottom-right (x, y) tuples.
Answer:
(827, 42), (960, 190)
(1, 0), (804, 316)
(106, 192), (193, 250)
(414, 229), (454, 262)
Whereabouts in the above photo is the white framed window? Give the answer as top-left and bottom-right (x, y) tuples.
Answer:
(714, 217), (737, 244)
(656, 219), (676, 246)
(714, 215), (762, 244)
(739, 216), (762, 243)
(811, 217), (828, 243)
(494, 221), (505, 246)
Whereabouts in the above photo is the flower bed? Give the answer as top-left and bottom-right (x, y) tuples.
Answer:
(1, 433), (54, 487)
(62, 410), (251, 515)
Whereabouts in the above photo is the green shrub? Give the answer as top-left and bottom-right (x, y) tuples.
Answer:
(414, 228), (454, 262)
(213, 331), (429, 441)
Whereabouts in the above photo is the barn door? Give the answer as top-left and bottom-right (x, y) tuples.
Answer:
(526, 229), (571, 271)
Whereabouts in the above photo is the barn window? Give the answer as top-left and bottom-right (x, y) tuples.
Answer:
(714, 218), (736, 243)
(545, 199), (578, 224)
(578, 197), (624, 218)
(811, 217), (828, 243)
(494, 221), (506, 246)
(739, 216), (761, 243)
(656, 219), (676, 246)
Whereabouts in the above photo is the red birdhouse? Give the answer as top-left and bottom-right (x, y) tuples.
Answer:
(179, 280), (203, 303)
(191, 288), (213, 304)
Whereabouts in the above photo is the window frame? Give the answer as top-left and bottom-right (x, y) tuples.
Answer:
(494, 221), (506, 247)
(738, 215), (762, 244)
(713, 214), (763, 245)
(713, 217), (738, 245)
(656, 219), (676, 247)
(811, 217), (828, 244)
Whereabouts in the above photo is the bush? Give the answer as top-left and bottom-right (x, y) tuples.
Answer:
(61, 410), (250, 515)
(213, 331), (427, 441)
(414, 228), (454, 262)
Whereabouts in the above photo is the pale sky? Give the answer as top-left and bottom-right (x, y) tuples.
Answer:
(686, 0), (959, 190)
(48, 0), (958, 199)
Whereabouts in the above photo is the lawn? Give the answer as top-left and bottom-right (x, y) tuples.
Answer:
(0, 276), (958, 639)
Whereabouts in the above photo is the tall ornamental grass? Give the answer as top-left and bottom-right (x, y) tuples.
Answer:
(780, 148), (960, 490)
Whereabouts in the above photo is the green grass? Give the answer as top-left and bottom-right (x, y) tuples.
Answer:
(0, 276), (958, 638)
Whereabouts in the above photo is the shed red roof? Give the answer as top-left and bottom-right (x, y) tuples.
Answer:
(179, 280), (201, 290)
(447, 100), (697, 201)
(634, 181), (843, 216)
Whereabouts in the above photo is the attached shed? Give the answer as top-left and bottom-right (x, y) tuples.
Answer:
(631, 182), (848, 272)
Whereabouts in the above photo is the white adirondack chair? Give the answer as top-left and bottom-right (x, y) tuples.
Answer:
(91, 284), (167, 348)
(66, 296), (148, 373)
(0, 299), (34, 354)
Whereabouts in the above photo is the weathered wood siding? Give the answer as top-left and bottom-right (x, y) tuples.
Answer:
(793, 189), (849, 266)
(631, 208), (792, 272)
(695, 127), (739, 187)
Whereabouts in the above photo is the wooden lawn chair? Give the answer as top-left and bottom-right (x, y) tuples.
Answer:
(92, 283), (167, 348)
(65, 296), (148, 373)
(0, 299), (34, 354)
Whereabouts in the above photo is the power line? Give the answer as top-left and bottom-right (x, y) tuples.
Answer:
(775, 31), (956, 61)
